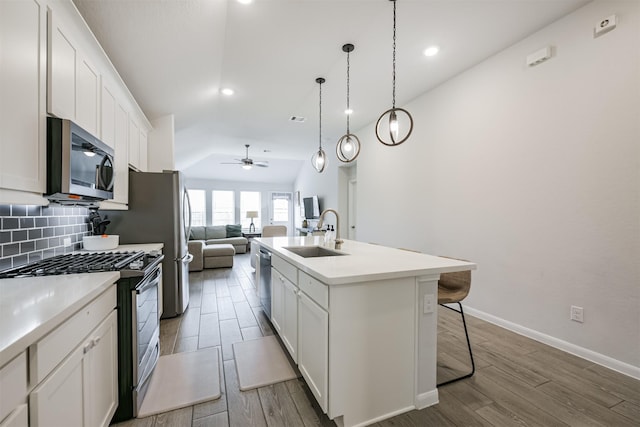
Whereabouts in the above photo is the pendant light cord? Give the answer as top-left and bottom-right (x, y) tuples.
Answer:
(392, 0), (397, 109)
(346, 49), (351, 133)
(319, 80), (323, 150)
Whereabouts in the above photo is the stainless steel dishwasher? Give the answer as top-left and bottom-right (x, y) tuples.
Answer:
(258, 249), (272, 318)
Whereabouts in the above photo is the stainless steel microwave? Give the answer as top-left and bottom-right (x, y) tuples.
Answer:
(46, 117), (114, 202)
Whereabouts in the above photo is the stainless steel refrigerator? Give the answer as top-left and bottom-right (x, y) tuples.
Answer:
(104, 170), (192, 318)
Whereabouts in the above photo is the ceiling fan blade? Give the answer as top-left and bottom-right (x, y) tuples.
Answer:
(254, 162), (269, 167)
(220, 162), (242, 165)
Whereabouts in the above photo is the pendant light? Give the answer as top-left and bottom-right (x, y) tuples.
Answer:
(336, 43), (361, 163)
(311, 77), (327, 173)
(375, 0), (413, 146)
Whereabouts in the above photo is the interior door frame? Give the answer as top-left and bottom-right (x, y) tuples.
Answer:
(269, 191), (293, 233)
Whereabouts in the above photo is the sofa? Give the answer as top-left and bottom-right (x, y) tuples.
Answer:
(188, 225), (248, 271)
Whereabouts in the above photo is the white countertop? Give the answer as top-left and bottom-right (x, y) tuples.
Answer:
(0, 272), (119, 367)
(80, 243), (164, 253)
(255, 236), (476, 285)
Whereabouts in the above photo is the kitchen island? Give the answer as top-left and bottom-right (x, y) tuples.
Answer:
(255, 236), (476, 427)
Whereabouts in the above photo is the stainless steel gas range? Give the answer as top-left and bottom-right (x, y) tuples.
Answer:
(0, 251), (164, 422)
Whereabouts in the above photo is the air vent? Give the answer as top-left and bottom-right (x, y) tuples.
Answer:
(289, 116), (306, 122)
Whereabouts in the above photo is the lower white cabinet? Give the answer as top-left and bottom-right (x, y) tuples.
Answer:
(297, 291), (329, 412)
(271, 267), (284, 333)
(30, 310), (118, 427)
(281, 277), (299, 363)
(0, 404), (27, 427)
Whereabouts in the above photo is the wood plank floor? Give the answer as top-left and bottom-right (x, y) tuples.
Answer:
(114, 253), (639, 427)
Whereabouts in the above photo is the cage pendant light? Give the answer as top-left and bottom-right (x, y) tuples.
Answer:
(336, 44), (361, 163)
(311, 77), (327, 173)
(375, 0), (413, 146)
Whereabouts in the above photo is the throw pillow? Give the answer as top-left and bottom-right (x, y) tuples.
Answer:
(190, 226), (205, 241)
(226, 224), (242, 237)
(205, 225), (227, 240)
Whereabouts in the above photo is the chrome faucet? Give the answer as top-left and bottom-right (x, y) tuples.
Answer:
(317, 208), (343, 249)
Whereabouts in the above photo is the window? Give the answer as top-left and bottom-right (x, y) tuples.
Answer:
(212, 190), (235, 225)
(187, 189), (206, 226)
(271, 192), (291, 223)
(240, 191), (261, 230)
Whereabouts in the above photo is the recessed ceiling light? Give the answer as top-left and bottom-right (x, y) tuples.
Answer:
(423, 46), (439, 57)
(237, 0), (253, 4)
(221, 88), (234, 96)
(344, 109), (353, 115)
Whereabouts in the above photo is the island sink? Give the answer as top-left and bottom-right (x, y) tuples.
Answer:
(283, 246), (348, 258)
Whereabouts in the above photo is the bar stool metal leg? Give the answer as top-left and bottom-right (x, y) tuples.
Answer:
(437, 302), (476, 387)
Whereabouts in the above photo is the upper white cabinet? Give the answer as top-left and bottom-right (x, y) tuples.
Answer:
(101, 84), (116, 148)
(47, 8), (76, 121)
(0, 0), (47, 197)
(112, 103), (129, 204)
(128, 117), (140, 169)
(139, 130), (148, 172)
(75, 55), (100, 136)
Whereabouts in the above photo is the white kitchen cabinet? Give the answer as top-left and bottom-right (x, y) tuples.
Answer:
(0, 353), (27, 426)
(47, 8), (76, 120)
(30, 310), (118, 427)
(271, 267), (284, 333)
(281, 275), (299, 362)
(128, 117), (140, 170)
(76, 55), (100, 136)
(0, 405), (27, 427)
(0, 0), (46, 196)
(298, 291), (328, 412)
(101, 83), (117, 148)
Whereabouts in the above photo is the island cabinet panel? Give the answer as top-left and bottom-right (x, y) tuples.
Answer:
(271, 267), (284, 333)
(271, 265), (299, 362)
(297, 291), (328, 412)
(0, 0), (46, 195)
(327, 278), (417, 426)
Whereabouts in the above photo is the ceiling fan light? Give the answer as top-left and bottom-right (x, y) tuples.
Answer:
(242, 164), (252, 170)
(344, 109), (353, 115)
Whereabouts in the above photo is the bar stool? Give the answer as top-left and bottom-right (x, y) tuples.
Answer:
(437, 257), (475, 386)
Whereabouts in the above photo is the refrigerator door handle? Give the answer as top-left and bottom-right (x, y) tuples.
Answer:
(183, 187), (192, 242)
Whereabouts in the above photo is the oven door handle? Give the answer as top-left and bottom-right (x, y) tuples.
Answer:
(136, 269), (161, 295)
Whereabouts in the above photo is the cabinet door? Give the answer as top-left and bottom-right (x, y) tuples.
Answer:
(112, 103), (129, 204)
(128, 117), (140, 169)
(47, 9), (76, 120)
(83, 311), (118, 427)
(101, 83), (116, 148)
(76, 55), (100, 136)
(0, 404), (27, 427)
(282, 278), (298, 363)
(298, 292), (328, 412)
(0, 0), (46, 193)
(30, 343), (84, 427)
(271, 267), (284, 333)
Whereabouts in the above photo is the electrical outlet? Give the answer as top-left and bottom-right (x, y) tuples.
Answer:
(63, 237), (72, 247)
(423, 294), (435, 314)
(570, 305), (584, 323)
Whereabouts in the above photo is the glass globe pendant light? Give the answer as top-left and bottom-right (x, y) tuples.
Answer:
(375, 0), (413, 146)
(336, 43), (361, 163)
(311, 77), (327, 173)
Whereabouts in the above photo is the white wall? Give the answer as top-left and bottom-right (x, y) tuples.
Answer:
(349, 0), (639, 374)
(185, 177), (293, 231)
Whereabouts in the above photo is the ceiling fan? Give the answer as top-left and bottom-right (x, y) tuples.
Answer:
(221, 144), (269, 170)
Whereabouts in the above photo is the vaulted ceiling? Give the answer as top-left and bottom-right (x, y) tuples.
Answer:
(73, 0), (590, 183)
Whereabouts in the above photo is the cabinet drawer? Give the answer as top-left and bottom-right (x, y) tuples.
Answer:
(298, 271), (328, 310)
(30, 286), (116, 384)
(0, 353), (27, 422)
(272, 254), (297, 284)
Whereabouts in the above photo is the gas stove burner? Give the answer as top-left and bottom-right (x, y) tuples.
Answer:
(0, 251), (145, 279)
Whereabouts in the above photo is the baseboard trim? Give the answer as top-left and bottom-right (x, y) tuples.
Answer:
(415, 389), (439, 410)
(464, 306), (640, 380)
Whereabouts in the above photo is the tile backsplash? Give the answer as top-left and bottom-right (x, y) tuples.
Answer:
(0, 205), (91, 271)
